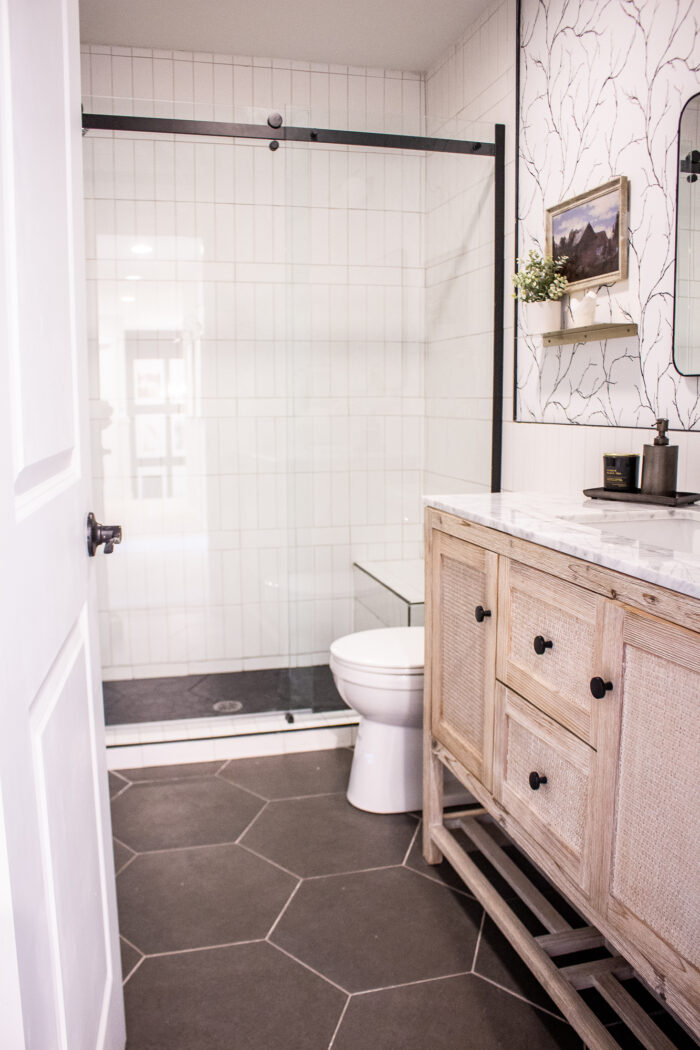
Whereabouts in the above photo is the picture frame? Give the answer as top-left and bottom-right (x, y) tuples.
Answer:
(546, 176), (628, 293)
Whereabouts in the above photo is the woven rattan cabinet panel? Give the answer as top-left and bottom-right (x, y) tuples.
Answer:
(494, 685), (595, 892)
(429, 530), (498, 791)
(602, 607), (700, 1023)
(497, 560), (605, 746)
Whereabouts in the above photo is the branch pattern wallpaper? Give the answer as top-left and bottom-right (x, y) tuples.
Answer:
(517, 0), (700, 428)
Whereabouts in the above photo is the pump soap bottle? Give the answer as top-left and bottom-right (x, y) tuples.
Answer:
(640, 419), (678, 497)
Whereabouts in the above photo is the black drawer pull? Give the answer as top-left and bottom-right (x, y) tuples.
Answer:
(590, 677), (613, 699)
(533, 635), (553, 655)
(529, 771), (548, 791)
(474, 605), (492, 623)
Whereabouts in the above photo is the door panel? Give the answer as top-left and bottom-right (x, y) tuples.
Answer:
(0, 0), (124, 1047)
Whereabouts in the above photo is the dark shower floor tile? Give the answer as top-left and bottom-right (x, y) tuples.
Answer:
(219, 747), (353, 800)
(112, 750), (676, 1049)
(103, 665), (348, 725)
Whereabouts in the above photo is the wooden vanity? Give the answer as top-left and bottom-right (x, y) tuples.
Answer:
(422, 504), (700, 1049)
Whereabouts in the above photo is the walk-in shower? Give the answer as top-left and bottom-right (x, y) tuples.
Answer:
(82, 69), (504, 747)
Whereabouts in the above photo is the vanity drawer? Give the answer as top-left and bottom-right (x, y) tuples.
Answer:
(497, 560), (606, 746)
(493, 685), (596, 894)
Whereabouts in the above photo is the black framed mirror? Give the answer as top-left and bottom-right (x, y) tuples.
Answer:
(674, 91), (700, 376)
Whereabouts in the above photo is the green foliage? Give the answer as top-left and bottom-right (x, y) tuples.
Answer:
(512, 249), (568, 302)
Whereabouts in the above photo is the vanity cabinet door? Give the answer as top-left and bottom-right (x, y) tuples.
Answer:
(497, 560), (607, 746)
(427, 530), (498, 791)
(601, 607), (700, 1026)
(493, 685), (597, 894)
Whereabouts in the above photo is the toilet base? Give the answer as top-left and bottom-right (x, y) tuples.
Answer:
(347, 717), (472, 814)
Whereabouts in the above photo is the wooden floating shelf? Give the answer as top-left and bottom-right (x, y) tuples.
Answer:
(543, 322), (638, 347)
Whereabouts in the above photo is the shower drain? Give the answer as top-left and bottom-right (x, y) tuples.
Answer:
(212, 700), (243, 713)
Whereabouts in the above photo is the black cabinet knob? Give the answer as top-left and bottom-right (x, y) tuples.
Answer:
(533, 635), (553, 655)
(474, 605), (492, 623)
(529, 771), (548, 790)
(590, 676), (613, 699)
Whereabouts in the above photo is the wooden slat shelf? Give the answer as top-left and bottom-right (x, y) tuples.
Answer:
(543, 322), (638, 347)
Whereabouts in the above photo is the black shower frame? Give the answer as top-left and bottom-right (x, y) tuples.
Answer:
(82, 111), (505, 492)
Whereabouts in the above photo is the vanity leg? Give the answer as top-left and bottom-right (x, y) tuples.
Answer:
(422, 740), (444, 864)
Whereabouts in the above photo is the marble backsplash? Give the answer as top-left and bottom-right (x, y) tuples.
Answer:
(517, 0), (700, 429)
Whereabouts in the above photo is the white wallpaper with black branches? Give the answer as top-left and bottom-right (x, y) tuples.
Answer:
(517, 0), (700, 428)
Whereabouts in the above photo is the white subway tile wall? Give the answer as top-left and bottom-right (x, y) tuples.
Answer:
(424, 0), (515, 495)
(83, 45), (430, 679)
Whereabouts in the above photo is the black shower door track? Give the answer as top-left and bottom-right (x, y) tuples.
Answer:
(82, 112), (505, 492)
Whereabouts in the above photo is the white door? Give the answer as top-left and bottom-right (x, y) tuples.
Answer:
(0, 1), (125, 1048)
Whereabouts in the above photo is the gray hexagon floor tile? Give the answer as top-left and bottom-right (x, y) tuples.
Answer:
(220, 748), (353, 800)
(110, 777), (264, 852)
(240, 793), (416, 876)
(331, 973), (582, 1050)
(123, 942), (345, 1050)
(116, 843), (297, 954)
(271, 866), (482, 992)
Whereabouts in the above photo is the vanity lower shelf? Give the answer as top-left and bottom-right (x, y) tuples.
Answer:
(543, 322), (638, 346)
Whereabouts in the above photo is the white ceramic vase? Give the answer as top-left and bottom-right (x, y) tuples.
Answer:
(522, 298), (562, 336)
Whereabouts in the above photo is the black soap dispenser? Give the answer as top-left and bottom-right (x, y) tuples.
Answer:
(640, 419), (678, 497)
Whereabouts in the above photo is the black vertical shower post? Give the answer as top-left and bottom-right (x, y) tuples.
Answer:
(491, 123), (505, 493)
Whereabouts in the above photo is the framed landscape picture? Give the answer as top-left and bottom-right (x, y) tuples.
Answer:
(546, 176), (628, 293)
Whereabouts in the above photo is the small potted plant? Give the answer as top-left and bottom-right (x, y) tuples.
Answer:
(512, 249), (568, 335)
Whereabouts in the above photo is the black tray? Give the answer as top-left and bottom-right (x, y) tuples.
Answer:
(583, 487), (700, 506)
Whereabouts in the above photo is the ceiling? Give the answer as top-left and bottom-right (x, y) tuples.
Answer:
(79, 0), (493, 73)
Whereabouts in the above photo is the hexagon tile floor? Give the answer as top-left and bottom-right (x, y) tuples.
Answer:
(109, 749), (695, 1050)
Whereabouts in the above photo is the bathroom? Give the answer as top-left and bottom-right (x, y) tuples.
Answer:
(1, 0), (699, 1047)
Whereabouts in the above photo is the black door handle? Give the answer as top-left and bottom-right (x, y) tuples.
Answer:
(87, 513), (123, 556)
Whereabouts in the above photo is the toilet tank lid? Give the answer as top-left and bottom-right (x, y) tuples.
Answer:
(330, 627), (424, 671)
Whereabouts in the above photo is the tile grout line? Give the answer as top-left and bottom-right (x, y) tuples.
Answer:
(349, 967), (474, 997)
(120, 933), (143, 956)
(403, 865), (478, 900)
(267, 940), (350, 996)
(304, 862), (402, 881)
(114, 837), (262, 857)
(401, 818), (420, 864)
(238, 841), (302, 880)
(122, 954), (145, 986)
(140, 937), (266, 960)
(235, 799), (269, 843)
(326, 995), (351, 1050)
(115, 852), (139, 877)
(471, 972), (573, 1024)
(265, 879), (303, 939)
(469, 909), (486, 972)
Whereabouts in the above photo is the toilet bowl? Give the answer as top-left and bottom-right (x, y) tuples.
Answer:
(330, 626), (425, 813)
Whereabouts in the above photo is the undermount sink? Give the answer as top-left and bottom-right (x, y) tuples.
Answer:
(557, 509), (700, 556)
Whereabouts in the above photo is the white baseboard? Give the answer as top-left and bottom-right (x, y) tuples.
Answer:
(106, 722), (357, 771)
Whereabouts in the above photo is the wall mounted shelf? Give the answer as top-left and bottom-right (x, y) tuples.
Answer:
(543, 322), (638, 347)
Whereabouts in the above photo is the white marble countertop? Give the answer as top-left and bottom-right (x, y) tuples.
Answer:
(424, 492), (700, 600)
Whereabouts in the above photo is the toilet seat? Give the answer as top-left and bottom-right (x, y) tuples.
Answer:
(330, 627), (424, 676)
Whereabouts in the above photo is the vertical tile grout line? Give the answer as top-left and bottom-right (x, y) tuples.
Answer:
(401, 817), (420, 865)
(326, 994), (351, 1049)
(470, 908), (486, 972)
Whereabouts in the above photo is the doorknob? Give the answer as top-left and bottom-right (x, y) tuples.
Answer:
(87, 513), (122, 556)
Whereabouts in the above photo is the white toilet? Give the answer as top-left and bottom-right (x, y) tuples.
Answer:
(330, 626), (472, 813)
(330, 626), (426, 813)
